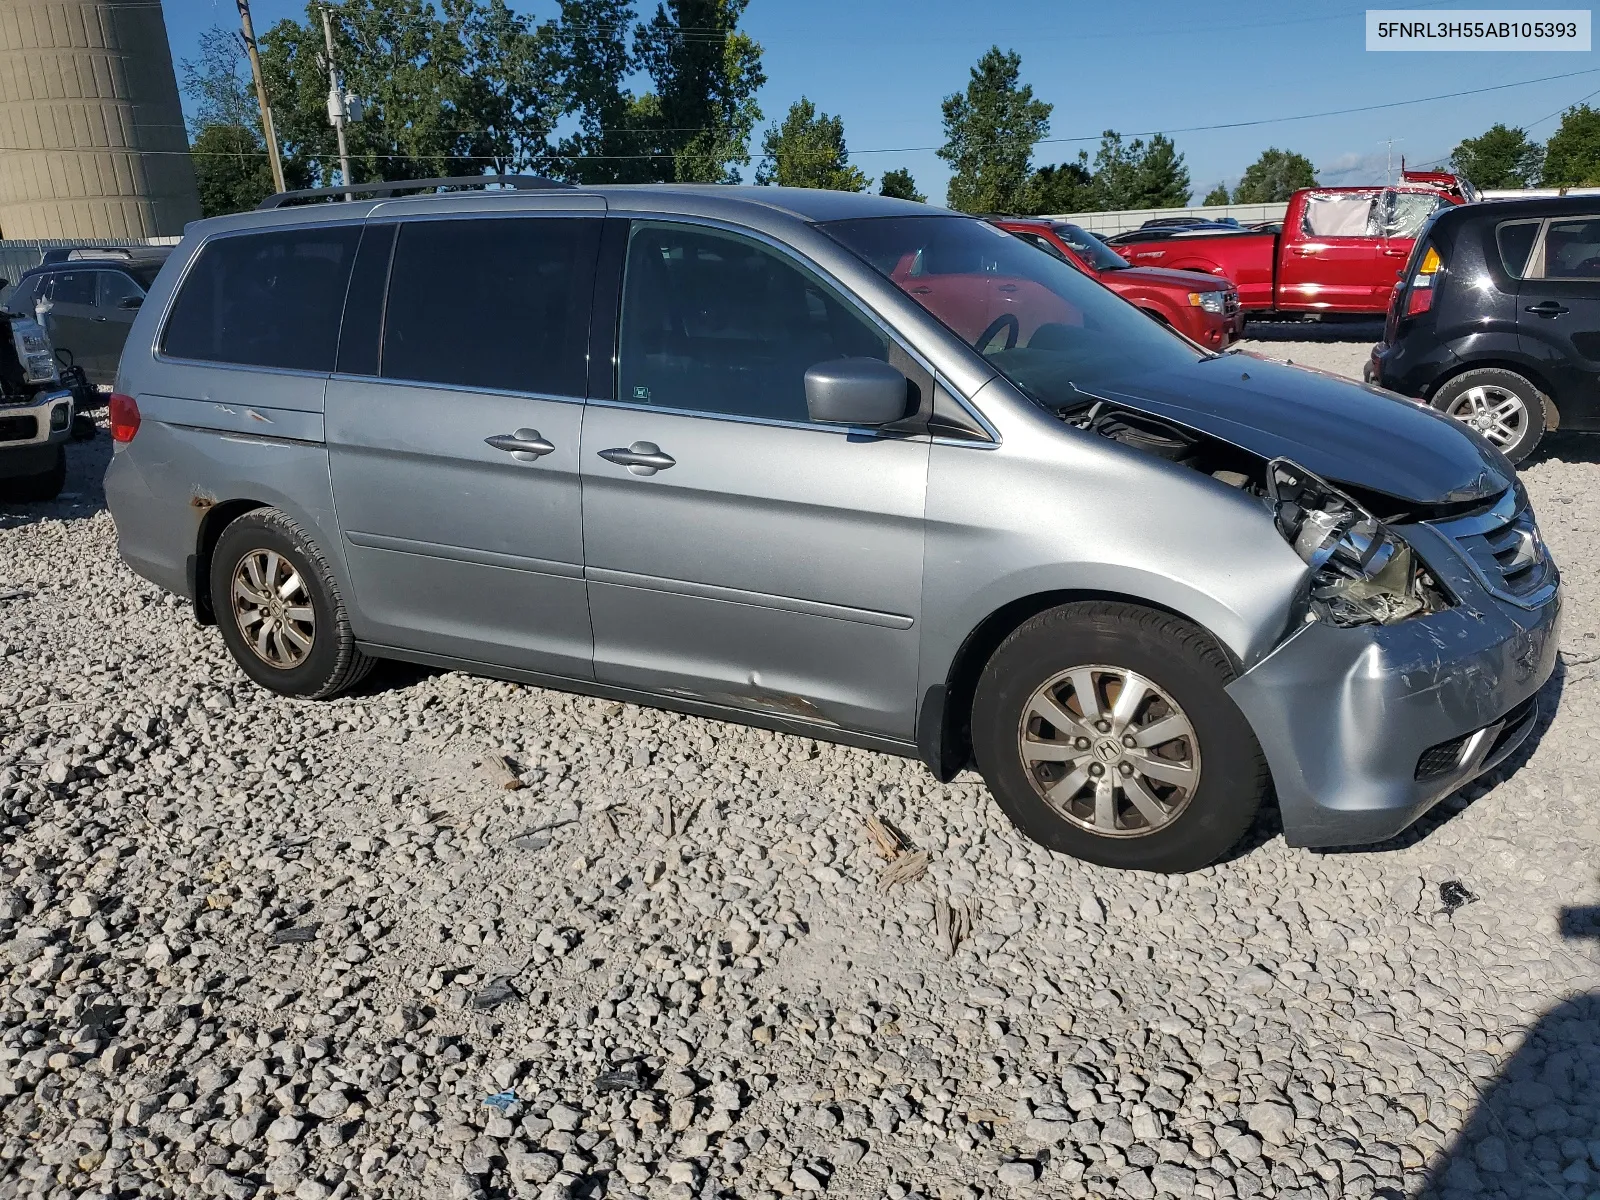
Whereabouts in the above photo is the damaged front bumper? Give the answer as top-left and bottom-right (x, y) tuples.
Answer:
(1226, 506), (1561, 848)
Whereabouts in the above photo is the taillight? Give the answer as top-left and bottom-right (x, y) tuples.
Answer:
(109, 392), (140, 442)
(1404, 245), (1442, 318)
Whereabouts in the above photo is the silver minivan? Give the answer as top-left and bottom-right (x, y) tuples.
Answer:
(105, 179), (1560, 871)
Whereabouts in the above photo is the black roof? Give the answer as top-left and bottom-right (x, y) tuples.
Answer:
(1430, 194), (1600, 227)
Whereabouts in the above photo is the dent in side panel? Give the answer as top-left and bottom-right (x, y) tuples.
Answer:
(103, 419), (343, 599)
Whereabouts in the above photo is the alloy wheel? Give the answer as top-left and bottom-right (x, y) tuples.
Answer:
(1016, 663), (1201, 838)
(231, 548), (315, 669)
(1445, 384), (1527, 448)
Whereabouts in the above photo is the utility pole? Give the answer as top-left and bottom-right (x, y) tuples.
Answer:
(321, 7), (354, 197)
(235, 0), (286, 194)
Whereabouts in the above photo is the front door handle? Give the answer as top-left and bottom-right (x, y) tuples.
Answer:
(485, 428), (555, 460)
(598, 441), (676, 476)
(1525, 301), (1570, 317)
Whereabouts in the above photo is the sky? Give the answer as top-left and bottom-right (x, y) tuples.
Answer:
(161, 0), (1600, 204)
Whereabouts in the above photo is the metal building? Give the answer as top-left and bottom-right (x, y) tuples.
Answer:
(0, 0), (200, 240)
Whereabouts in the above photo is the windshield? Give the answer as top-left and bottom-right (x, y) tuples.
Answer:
(1053, 223), (1129, 271)
(820, 214), (1205, 404)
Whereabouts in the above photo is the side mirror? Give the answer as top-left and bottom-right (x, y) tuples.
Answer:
(804, 358), (909, 426)
(118, 295), (143, 310)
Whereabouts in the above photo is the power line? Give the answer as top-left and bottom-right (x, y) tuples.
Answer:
(11, 64), (1598, 163)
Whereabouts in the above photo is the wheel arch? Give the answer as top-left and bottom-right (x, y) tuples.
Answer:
(190, 498), (269, 625)
(915, 587), (1245, 782)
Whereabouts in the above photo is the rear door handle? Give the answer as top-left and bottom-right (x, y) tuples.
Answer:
(485, 428), (555, 460)
(598, 440), (676, 476)
(1525, 301), (1570, 317)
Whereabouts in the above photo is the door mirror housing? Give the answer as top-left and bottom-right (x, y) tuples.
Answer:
(118, 295), (143, 310)
(804, 358), (910, 426)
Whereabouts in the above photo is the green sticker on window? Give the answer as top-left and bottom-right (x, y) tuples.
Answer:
(632, 385), (651, 401)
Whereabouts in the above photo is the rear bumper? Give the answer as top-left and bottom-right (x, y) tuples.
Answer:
(1228, 574), (1560, 848)
(1366, 335), (1457, 398)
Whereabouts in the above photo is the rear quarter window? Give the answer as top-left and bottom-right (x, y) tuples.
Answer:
(1495, 220), (1542, 278)
(162, 226), (362, 371)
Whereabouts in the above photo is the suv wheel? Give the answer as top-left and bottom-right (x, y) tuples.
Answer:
(1430, 368), (1547, 463)
(971, 601), (1268, 872)
(209, 508), (375, 699)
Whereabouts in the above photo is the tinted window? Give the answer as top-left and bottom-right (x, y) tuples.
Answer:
(822, 215), (1203, 405)
(1540, 217), (1600, 278)
(1012, 231), (1074, 265)
(1054, 223), (1130, 271)
(1496, 220), (1541, 278)
(2, 275), (41, 316)
(162, 226), (362, 371)
(618, 221), (890, 422)
(97, 271), (144, 308)
(381, 217), (597, 396)
(49, 271), (96, 305)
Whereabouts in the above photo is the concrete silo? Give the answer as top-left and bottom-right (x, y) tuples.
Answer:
(0, 0), (201, 239)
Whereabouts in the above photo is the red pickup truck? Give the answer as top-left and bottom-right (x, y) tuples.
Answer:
(993, 218), (1245, 348)
(1105, 177), (1471, 315)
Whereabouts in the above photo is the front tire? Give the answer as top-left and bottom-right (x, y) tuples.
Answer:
(971, 601), (1268, 872)
(1429, 368), (1546, 464)
(0, 445), (65, 503)
(209, 508), (374, 699)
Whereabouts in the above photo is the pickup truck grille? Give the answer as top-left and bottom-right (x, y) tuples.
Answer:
(1432, 488), (1558, 609)
(0, 414), (39, 443)
(1223, 291), (1241, 316)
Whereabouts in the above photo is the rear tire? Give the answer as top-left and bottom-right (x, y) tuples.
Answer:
(1429, 368), (1546, 464)
(209, 508), (374, 699)
(971, 601), (1268, 872)
(0, 445), (65, 503)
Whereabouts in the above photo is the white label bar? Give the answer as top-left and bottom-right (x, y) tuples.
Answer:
(1367, 9), (1591, 50)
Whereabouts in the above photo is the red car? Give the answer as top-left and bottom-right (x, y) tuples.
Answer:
(993, 218), (1244, 349)
(1103, 175), (1473, 316)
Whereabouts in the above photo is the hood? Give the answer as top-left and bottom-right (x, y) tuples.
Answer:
(1108, 265), (1231, 291)
(1088, 354), (1511, 506)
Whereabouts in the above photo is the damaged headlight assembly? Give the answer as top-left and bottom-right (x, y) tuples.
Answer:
(1266, 458), (1448, 627)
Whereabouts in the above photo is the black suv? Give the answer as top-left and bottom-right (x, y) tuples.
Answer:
(2, 249), (170, 389)
(1368, 195), (1600, 462)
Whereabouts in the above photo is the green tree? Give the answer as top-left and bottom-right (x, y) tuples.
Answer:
(1088, 131), (1190, 209)
(1449, 123), (1543, 188)
(1543, 104), (1600, 186)
(878, 168), (925, 203)
(939, 46), (1051, 213)
(258, 0), (562, 186)
(191, 124), (278, 216)
(553, 0), (651, 183)
(1202, 182), (1230, 206)
(1023, 155), (1093, 214)
(633, 0), (765, 183)
(181, 27), (260, 135)
(756, 98), (867, 190)
(1231, 147), (1316, 203)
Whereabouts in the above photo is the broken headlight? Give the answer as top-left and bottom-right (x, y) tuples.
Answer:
(1266, 458), (1447, 627)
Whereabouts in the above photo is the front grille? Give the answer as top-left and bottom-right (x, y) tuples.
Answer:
(1432, 488), (1557, 608)
(0, 414), (38, 443)
(1223, 291), (1241, 315)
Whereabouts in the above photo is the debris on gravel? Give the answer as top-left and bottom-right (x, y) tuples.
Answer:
(1, 352), (1596, 1200)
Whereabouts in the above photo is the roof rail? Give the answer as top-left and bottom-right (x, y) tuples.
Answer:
(256, 174), (575, 211)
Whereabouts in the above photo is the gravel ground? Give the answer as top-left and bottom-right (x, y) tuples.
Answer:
(0, 333), (1597, 1200)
